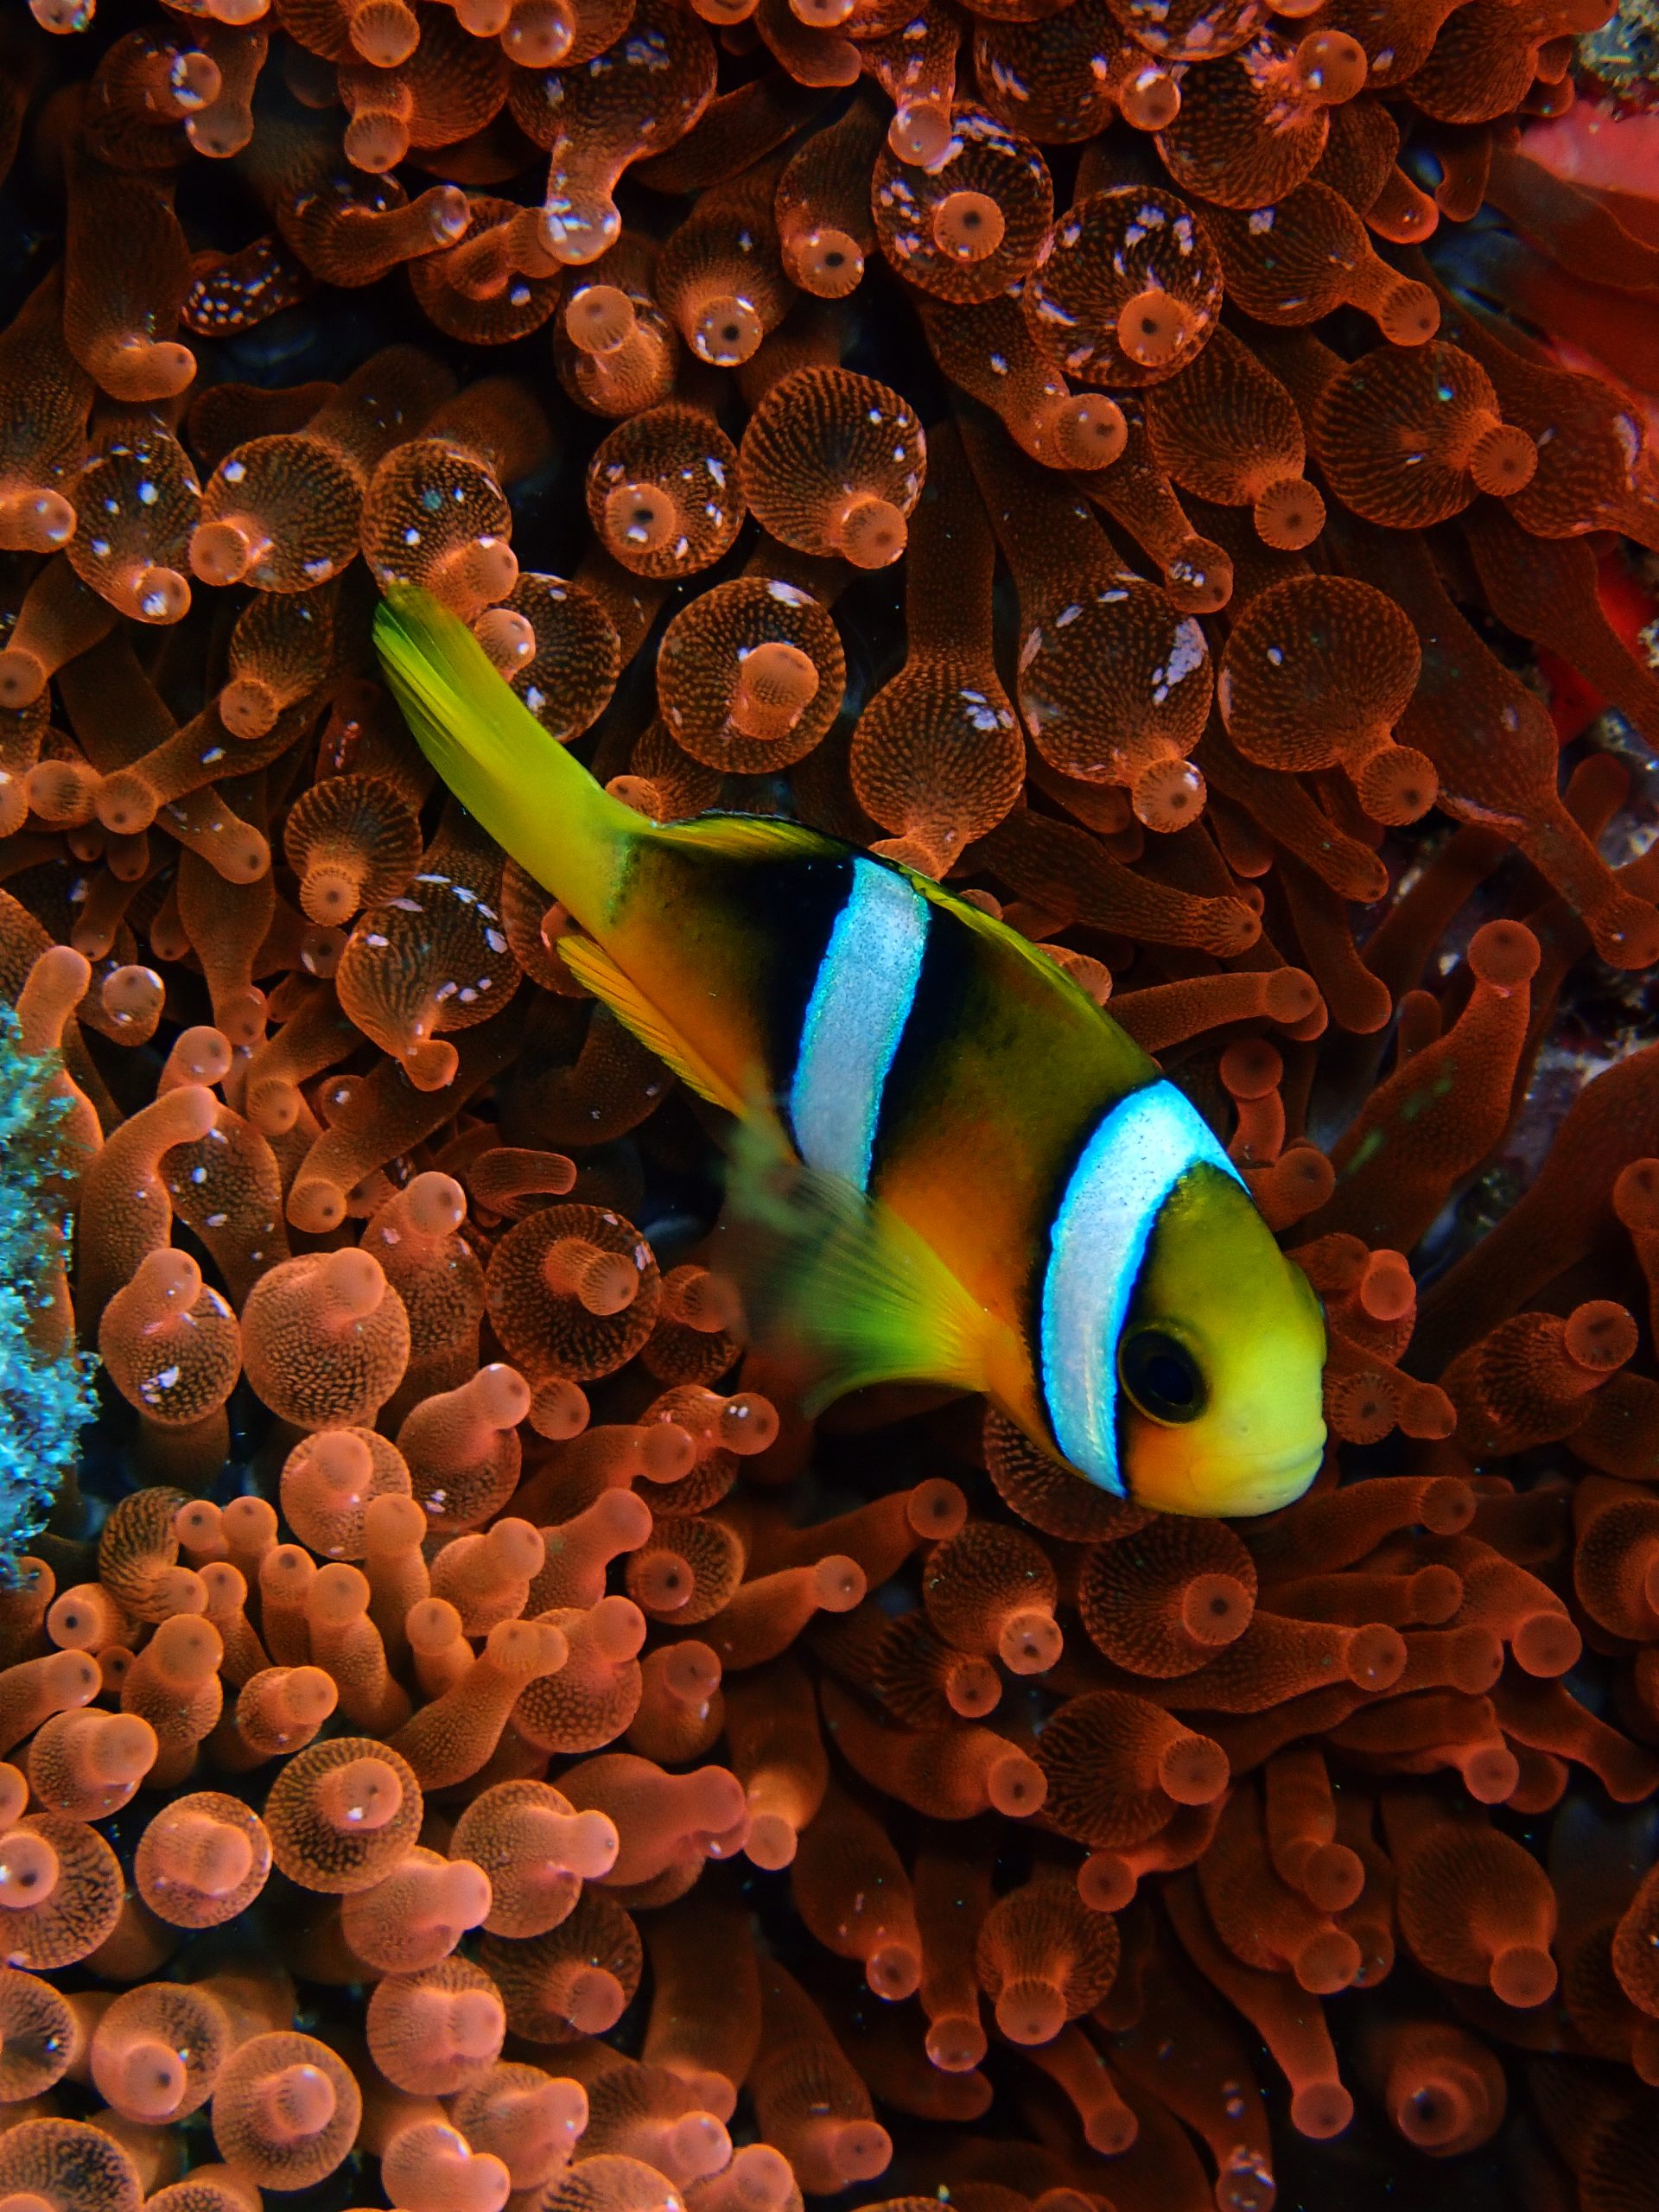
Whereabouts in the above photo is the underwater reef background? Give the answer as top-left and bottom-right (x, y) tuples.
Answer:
(3, 0), (1659, 2206)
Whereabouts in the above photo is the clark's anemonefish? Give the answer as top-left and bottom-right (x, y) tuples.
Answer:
(375, 586), (1326, 1516)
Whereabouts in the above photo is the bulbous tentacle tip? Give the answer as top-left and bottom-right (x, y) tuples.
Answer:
(104, 335), (197, 402)
(1615, 1157), (1659, 1232)
(925, 2008), (990, 2071)
(0, 490), (76, 552)
(0, 649), (48, 711)
(1510, 1609), (1581, 1677)
(1353, 740), (1438, 825)
(1180, 1571), (1254, 1646)
(1165, 537), (1234, 613)
(1466, 918), (1541, 991)
(810, 1554), (866, 1611)
(889, 102), (953, 168)
(347, 0), (420, 65)
(505, 11), (575, 66)
(343, 112), (410, 175)
(931, 191), (1006, 264)
(692, 298), (764, 369)
(1347, 1623), (1407, 1689)
(1049, 393), (1127, 473)
(402, 1036), (462, 1089)
(567, 284), (637, 355)
(1130, 753), (1206, 833)
(1488, 1942), (1557, 2009)
(997, 1606), (1063, 1675)
(1120, 66), (1180, 130)
(729, 640), (820, 741)
(1291, 2081), (1355, 2139)
(474, 605), (536, 671)
(995, 1976), (1066, 2046)
(30, 0), (99, 29)
(540, 200), (622, 268)
(604, 481), (678, 558)
(1294, 1927), (1362, 1996)
(1294, 27), (1368, 100)
(1565, 1299), (1638, 1373)
(788, 227), (864, 298)
(1470, 422), (1538, 497)
(1592, 895), (1659, 970)
(988, 1749), (1047, 1817)
(1116, 287), (1198, 369)
(830, 494), (907, 569)
(190, 518), (263, 588)
(1376, 280), (1440, 346)
(1252, 477), (1325, 551)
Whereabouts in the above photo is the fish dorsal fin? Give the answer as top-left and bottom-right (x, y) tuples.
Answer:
(554, 934), (748, 1118)
(676, 813), (1125, 1044)
(723, 1115), (1014, 1415)
(662, 811), (842, 864)
(915, 868), (1133, 1027)
(678, 813), (1125, 1037)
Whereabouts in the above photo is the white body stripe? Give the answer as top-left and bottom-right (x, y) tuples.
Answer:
(1041, 1081), (1245, 1494)
(789, 859), (930, 1192)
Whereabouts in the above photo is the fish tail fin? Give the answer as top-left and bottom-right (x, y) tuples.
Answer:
(373, 583), (641, 929)
(722, 1113), (1009, 1416)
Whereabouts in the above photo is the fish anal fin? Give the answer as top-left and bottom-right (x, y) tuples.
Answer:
(556, 935), (747, 1118)
(724, 1116), (1010, 1415)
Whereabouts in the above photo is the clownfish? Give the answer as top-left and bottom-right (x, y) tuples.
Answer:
(374, 588), (1326, 1517)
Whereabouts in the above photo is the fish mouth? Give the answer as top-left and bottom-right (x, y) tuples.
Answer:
(1192, 1438), (1325, 1517)
(1128, 1433), (1325, 1518)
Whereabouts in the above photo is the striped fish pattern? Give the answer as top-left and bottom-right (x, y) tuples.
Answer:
(374, 587), (1327, 1518)
(763, 853), (1246, 1497)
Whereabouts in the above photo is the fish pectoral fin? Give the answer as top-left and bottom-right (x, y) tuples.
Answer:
(724, 1116), (1002, 1415)
(555, 935), (748, 1119)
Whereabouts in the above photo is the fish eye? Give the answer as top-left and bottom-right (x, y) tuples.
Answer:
(1119, 1328), (1205, 1425)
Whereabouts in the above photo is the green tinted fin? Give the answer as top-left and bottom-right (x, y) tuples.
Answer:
(372, 584), (638, 930)
(663, 812), (842, 865)
(554, 934), (747, 1118)
(724, 1116), (998, 1415)
(916, 867), (1148, 1031)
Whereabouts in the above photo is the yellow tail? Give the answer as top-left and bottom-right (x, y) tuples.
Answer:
(372, 584), (640, 933)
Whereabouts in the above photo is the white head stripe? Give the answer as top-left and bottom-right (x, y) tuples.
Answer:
(1041, 1080), (1245, 1492)
(790, 859), (930, 1192)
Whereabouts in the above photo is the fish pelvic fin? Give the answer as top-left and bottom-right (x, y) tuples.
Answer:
(724, 1114), (1015, 1417)
(554, 933), (748, 1119)
(372, 583), (639, 931)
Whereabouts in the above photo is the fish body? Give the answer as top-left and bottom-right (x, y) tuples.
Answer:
(375, 588), (1326, 1516)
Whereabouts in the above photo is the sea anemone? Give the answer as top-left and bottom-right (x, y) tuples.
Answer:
(3, 0), (1659, 2206)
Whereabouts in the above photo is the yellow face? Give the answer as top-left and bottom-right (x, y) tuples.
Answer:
(1118, 1167), (1327, 1516)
